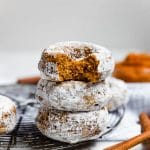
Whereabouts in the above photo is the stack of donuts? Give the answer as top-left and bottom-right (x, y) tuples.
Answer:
(35, 41), (129, 143)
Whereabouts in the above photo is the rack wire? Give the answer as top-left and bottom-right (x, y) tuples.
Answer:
(0, 84), (125, 150)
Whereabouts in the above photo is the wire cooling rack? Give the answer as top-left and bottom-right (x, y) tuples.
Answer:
(0, 84), (125, 150)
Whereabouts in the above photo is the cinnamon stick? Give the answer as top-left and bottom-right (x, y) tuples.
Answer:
(140, 112), (150, 132)
(104, 131), (150, 150)
(105, 112), (150, 150)
(139, 112), (150, 145)
(17, 76), (40, 84)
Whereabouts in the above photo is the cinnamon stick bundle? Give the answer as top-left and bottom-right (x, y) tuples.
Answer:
(105, 112), (150, 150)
(105, 131), (150, 150)
(17, 76), (40, 84)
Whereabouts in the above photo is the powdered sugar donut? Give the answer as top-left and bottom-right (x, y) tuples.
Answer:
(38, 41), (114, 82)
(0, 95), (17, 134)
(36, 104), (108, 143)
(107, 77), (129, 111)
(35, 79), (112, 111)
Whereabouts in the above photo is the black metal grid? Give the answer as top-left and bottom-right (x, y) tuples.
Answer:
(0, 84), (125, 150)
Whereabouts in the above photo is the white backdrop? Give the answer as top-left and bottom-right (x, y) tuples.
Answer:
(0, 0), (150, 52)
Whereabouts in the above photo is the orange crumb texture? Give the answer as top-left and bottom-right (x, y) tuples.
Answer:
(113, 53), (150, 82)
(42, 53), (100, 83)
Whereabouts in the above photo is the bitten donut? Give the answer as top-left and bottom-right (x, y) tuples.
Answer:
(107, 77), (129, 111)
(35, 79), (112, 111)
(0, 95), (17, 134)
(38, 41), (114, 82)
(36, 104), (108, 143)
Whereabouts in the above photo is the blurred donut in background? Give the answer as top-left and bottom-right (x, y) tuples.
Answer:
(0, 95), (17, 134)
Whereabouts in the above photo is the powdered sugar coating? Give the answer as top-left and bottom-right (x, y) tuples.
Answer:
(36, 79), (112, 111)
(107, 77), (129, 111)
(36, 104), (108, 143)
(0, 95), (17, 133)
(38, 41), (114, 81)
